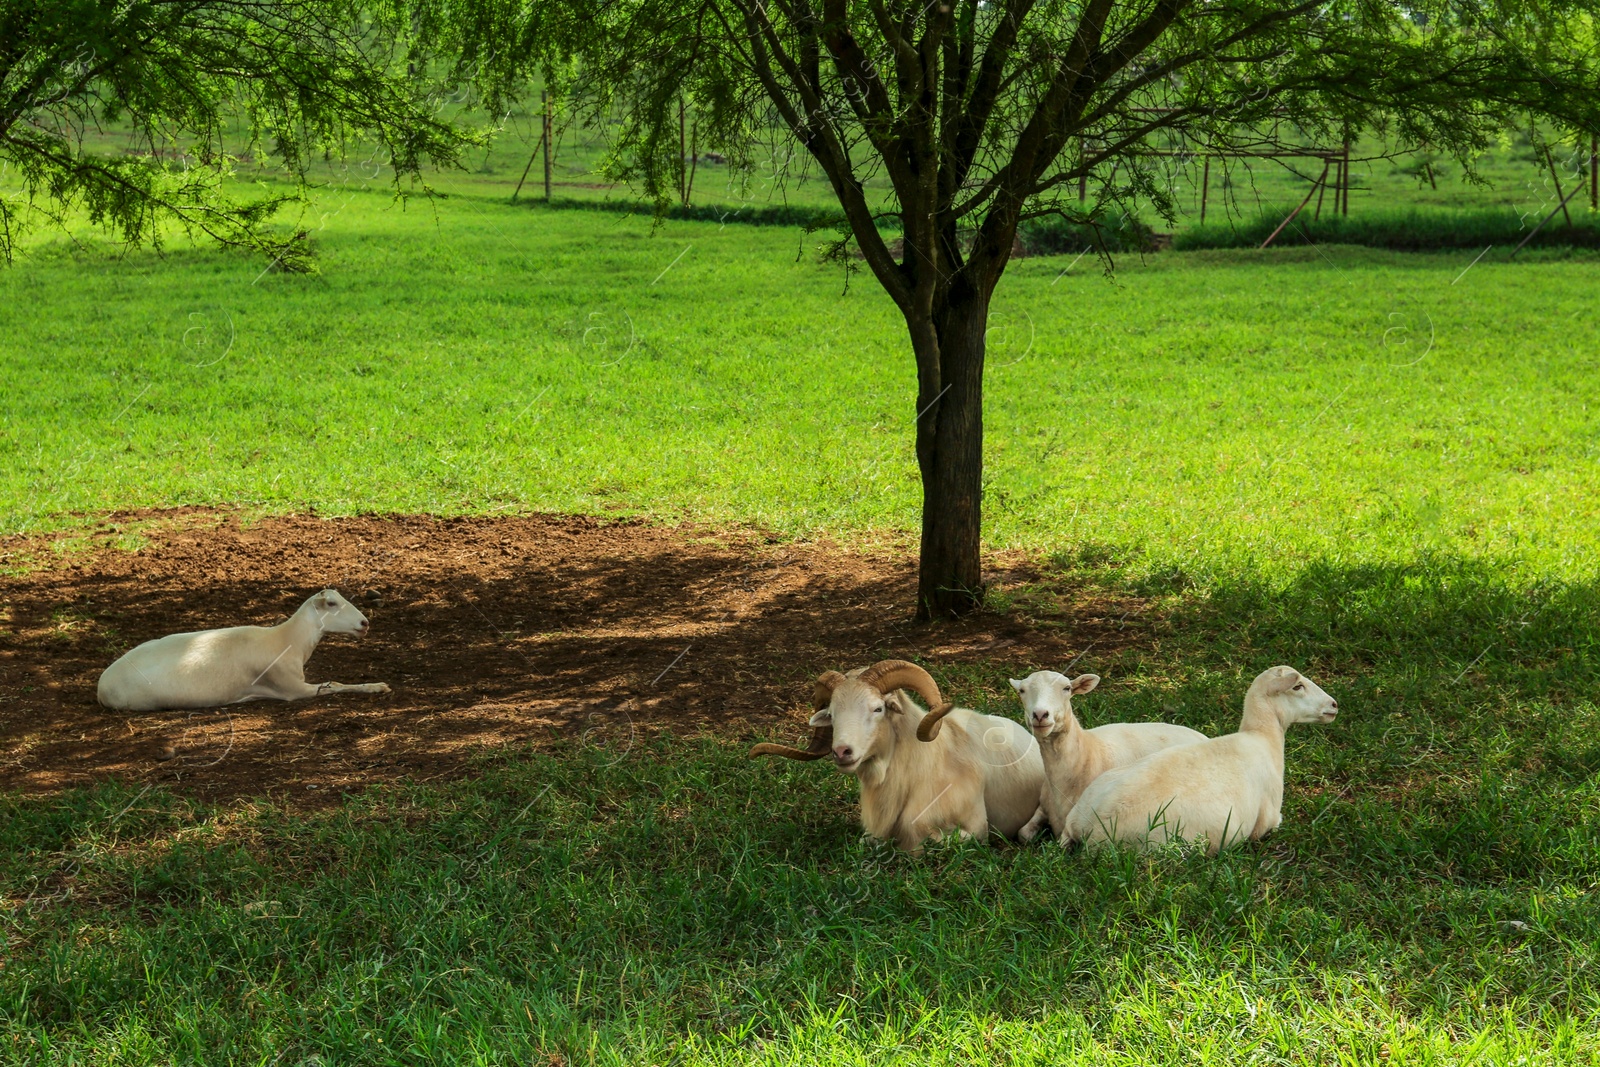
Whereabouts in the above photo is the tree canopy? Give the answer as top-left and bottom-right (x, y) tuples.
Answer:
(0, 0), (475, 267)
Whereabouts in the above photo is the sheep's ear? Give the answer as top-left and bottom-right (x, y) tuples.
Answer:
(807, 708), (833, 727)
(1071, 674), (1100, 695)
(882, 691), (908, 715)
(1009, 678), (1026, 693)
(1270, 666), (1301, 692)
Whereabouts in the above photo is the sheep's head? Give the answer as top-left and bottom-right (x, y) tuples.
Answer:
(749, 661), (946, 773)
(1250, 666), (1338, 725)
(1009, 670), (1099, 736)
(308, 589), (370, 637)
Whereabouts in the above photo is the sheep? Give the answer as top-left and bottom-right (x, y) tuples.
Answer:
(97, 589), (390, 712)
(749, 659), (1043, 852)
(1008, 671), (1207, 844)
(1061, 665), (1338, 854)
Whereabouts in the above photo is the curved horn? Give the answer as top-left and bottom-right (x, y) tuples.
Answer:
(748, 725), (833, 761)
(748, 669), (847, 761)
(856, 659), (944, 711)
(812, 670), (847, 710)
(916, 702), (958, 742)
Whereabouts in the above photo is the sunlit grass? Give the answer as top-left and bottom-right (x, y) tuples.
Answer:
(3, 190), (1599, 592)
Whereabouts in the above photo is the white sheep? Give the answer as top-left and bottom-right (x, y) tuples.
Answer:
(97, 589), (390, 712)
(749, 660), (1043, 852)
(1062, 665), (1338, 854)
(1008, 671), (1207, 844)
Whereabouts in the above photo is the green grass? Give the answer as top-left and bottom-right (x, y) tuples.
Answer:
(4, 177), (1600, 1062)
(4, 188), (1600, 587)
(2, 688), (1597, 1064)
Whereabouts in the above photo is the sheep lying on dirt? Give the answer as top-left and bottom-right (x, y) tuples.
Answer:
(749, 659), (1043, 852)
(1009, 671), (1207, 843)
(1062, 666), (1337, 854)
(97, 589), (390, 712)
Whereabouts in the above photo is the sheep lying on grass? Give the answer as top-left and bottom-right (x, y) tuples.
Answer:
(750, 660), (1043, 852)
(1009, 671), (1207, 843)
(97, 589), (390, 712)
(1062, 666), (1338, 854)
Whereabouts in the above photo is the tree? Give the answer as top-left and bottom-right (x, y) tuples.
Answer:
(0, 0), (475, 268)
(470, 0), (1599, 619)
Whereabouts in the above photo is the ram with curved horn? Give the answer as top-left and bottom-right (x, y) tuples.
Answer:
(749, 659), (1043, 852)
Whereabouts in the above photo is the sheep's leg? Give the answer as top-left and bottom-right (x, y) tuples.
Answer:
(242, 666), (390, 702)
(915, 824), (981, 850)
(1017, 804), (1048, 843)
(956, 802), (990, 844)
(1252, 805), (1282, 840)
(312, 681), (392, 697)
(902, 785), (988, 850)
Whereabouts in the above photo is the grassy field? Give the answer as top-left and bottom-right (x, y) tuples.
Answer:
(2, 726), (1596, 1064)
(3, 173), (1600, 1064)
(4, 186), (1599, 583)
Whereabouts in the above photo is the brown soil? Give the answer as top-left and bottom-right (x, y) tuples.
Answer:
(0, 510), (1150, 805)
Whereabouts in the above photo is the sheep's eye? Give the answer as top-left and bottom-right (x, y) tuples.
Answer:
(1292, 683), (1304, 691)
(872, 704), (884, 714)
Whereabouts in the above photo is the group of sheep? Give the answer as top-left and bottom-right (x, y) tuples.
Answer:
(97, 588), (1339, 856)
(750, 659), (1338, 854)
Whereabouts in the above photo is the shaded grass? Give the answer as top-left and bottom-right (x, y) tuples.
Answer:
(1, 690), (1596, 1065)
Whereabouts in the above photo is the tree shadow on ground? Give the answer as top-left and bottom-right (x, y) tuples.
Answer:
(0, 510), (1146, 801)
(5, 524), (1600, 1057)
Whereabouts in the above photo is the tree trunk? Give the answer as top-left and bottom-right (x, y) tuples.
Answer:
(911, 289), (990, 620)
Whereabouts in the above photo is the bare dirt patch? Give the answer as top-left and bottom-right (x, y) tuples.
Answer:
(0, 510), (1151, 803)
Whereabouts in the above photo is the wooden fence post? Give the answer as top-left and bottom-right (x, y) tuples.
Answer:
(1261, 160), (1330, 249)
(1513, 182), (1586, 256)
(1544, 145), (1572, 227)
(685, 117), (698, 208)
(542, 90), (552, 201)
(1341, 141), (1350, 216)
(511, 128), (543, 202)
